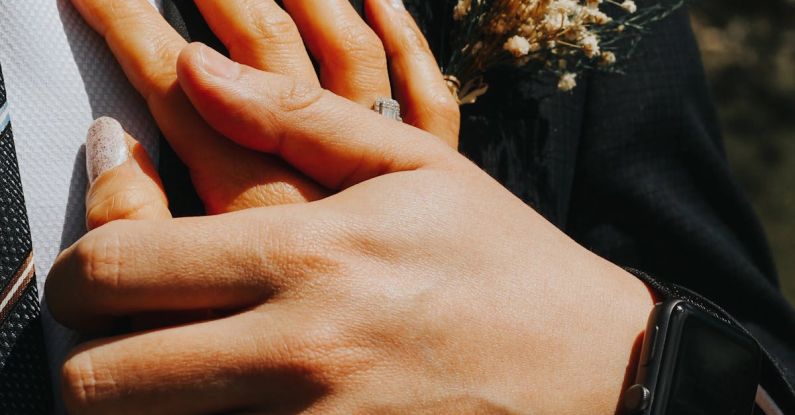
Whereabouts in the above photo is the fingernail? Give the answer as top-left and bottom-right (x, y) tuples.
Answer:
(86, 117), (129, 183)
(199, 44), (240, 80)
(389, 0), (406, 10)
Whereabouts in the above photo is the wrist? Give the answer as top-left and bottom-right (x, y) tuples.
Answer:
(596, 265), (657, 415)
(538, 259), (656, 414)
(457, 227), (657, 414)
(610, 269), (658, 415)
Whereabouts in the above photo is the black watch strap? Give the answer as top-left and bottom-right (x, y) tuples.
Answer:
(625, 268), (795, 414)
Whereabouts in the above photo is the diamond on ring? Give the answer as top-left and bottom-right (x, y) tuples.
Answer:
(372, 97), (402, 122)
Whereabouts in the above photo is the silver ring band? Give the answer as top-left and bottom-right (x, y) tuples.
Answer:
(372, 97), (402, 122)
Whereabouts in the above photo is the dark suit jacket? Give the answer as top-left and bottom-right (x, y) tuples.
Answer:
(161, 1), (795, 411)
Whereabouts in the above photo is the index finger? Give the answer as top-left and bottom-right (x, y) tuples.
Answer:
(45, 207), (325, 332)
(70, 0), (186, 100)
(69, 0), (217, 166)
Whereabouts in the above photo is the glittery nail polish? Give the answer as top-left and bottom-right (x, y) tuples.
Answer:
(86, 117), (129, 183)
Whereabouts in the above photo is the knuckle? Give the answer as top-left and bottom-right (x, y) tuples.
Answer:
(254, 180), (315, 206)
(255, 78), (324, 152)
(281, 321), (374, 382)
(275, 77), (325, 116)
(331, 24), (387, 69)
(72, 226), (125, 296)
(103, 0), (140, 28)
(61, 352), (114, 411)
(118, 31), (181, 100)
(396, 22), (431, 57)
(230, 6), (302, 54)
(424, 90), (461, 127)
(433, 91), (460, 120)
(147, 34), (182, 75)
(86, 187), (161, 229)
(248, 214), (342, 287)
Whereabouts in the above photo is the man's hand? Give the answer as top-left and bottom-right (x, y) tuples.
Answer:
(71, 0), (458, 213)
(47, 42), (654, 414)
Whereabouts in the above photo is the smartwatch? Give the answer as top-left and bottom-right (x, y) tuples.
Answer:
(623, 300), (762, 414)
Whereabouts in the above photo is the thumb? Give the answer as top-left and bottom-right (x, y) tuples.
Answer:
(176, 43), (453, 190)
(85, 117), (171, 231)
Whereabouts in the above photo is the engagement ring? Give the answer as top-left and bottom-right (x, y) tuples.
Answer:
(372, 97), (402, 122)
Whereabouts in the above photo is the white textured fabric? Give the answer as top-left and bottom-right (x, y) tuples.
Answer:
(0, 0), (162, 410)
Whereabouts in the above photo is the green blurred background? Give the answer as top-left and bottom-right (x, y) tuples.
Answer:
(689, 0), (795, 305)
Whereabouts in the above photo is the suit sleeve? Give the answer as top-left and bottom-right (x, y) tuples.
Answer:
(566, 7), (795, 409)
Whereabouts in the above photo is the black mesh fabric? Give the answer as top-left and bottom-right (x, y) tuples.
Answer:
(0, 65), (52, 413)
(0, 285), (51, 414)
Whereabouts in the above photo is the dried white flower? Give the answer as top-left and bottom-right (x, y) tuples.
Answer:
(504, 35), (533, 57)
(600, 51), (617, 65)
(555, 0), (581, 14)
(558, 72), (578, 91)
(443, 0), (683, 102)
(579, 33), (600, 57)
(454, 0), (473, 21)
(584, 8), (612, 24)
(620, 0), (638, 13)
(542, 11), (570, 32)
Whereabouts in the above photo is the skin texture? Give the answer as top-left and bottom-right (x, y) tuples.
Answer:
(49, 0), (653, 413)
(69, 0), (457, 216)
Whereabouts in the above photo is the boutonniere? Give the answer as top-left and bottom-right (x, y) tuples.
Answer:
(442, 0), (684, 104)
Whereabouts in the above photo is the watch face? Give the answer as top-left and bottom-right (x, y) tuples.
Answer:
(662, 307), (761, 415)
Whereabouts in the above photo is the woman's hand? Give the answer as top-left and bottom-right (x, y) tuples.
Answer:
(48, 42), (654, 414)
(72, 0), (459, 216)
